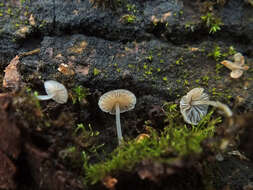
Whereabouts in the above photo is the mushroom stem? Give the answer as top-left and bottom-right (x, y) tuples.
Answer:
(37, 94), (54, 101)
(192, 100), (233, 117)
(115, 102), (123, 145)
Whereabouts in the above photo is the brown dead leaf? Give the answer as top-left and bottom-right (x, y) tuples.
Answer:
(58, 63), (75, 76)
(136, 133), (150, 143)
(76, 65), (90, 76)
(161, 11), (172, 22)
(189, 47), (199, 51)
(3, 55), (22, 89)
(19, 48), (40, 58)
(68, 41), (88, 54)
(102, 176), (118, 190)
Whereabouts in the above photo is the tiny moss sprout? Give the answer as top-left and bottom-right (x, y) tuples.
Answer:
(201, 12), (223, 34)
(71, 85), (89, 104)
(120, 14), (136, 24)
(93, 67), (101, 76)
(175, 57), (184, 65)
(126, 3), (137, 13)
(74, 123), (104, 155)
(208, 45), (222, 61)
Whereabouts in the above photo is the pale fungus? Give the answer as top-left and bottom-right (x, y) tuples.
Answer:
(180, 88), (232, 125)
(98, 89), (136, 145)
(221, 53), (249, 79)
(36, 80), (68, 104)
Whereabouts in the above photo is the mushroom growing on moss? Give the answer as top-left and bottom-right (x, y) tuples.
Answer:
(180, 88), (232, 125)
(36, 80), (68, 104)
(221, 53), (249, 79)
(98, 89), (136, 145)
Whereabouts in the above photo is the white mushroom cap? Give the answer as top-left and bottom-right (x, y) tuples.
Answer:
(180, 88), (209, 125)
(44, 80), (68, 104)
(233, 53), (244, 65)
(98, 89), (136, 114)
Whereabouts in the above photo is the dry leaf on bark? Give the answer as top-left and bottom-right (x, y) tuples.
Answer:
(3, 56), (22, 89)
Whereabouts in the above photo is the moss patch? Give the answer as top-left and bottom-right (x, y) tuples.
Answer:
(84, 103), (222, 185)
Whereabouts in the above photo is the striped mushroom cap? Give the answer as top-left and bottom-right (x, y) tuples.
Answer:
(98, 89), (136, 114)
(44, 80), (68, 104)
(180, 88), (209, 125)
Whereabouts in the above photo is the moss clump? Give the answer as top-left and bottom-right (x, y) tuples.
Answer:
(208, 45), (237, 62)
(71, 85), (89, 104)
(120, 14), (136, 24)
(93, 67), (101, 76)
(201, 12), (223, 34)
(84, 103), (222, 185)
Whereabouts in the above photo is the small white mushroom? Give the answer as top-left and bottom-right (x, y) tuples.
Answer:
(36, 80), (68, 104)
(98, 89), (136, 145)
(180, 88), (232, 125)
(221, 53), (249, 79)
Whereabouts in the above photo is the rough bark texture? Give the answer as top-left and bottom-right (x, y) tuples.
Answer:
(0, 0), (253, 189)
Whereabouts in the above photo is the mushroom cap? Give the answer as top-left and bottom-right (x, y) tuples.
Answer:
(44, 80), (68, 104)
(230, 69), (243, 79)
(180, 88), (209, 125)
(98, 89), (136, 115)
(233, 53), (244, 65)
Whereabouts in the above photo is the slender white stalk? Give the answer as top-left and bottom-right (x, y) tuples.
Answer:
(115, 103), (123, 145)
(37, 94), (54, 101)
(192, 100), (233, 117)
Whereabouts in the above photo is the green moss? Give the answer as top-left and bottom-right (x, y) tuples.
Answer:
(201, 12), (223, 34)
(128, 64), (134, 68)
(84, 103), (221, 185)
(6, 8), (12, 15)
(60, 123), (103, 170)
(208, 45), (222, 61)
(146, 55), (153, 62)
(195, 79), (200, 84)
(93, 67), (101, 76)
(183, 79), (189, 86)
(126, 3), (137, 12)
(175, 57), (184, 65)
(209, 88), (232, 102)
(184, 21), (196, 32)
(208, 45), (237, 63)
(215, 63), (224, 74)
(162, 76), (168, 81)
(120, 14), (136, 24)
(201, 75), (210, 86)
(71, 85), (89, 104)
